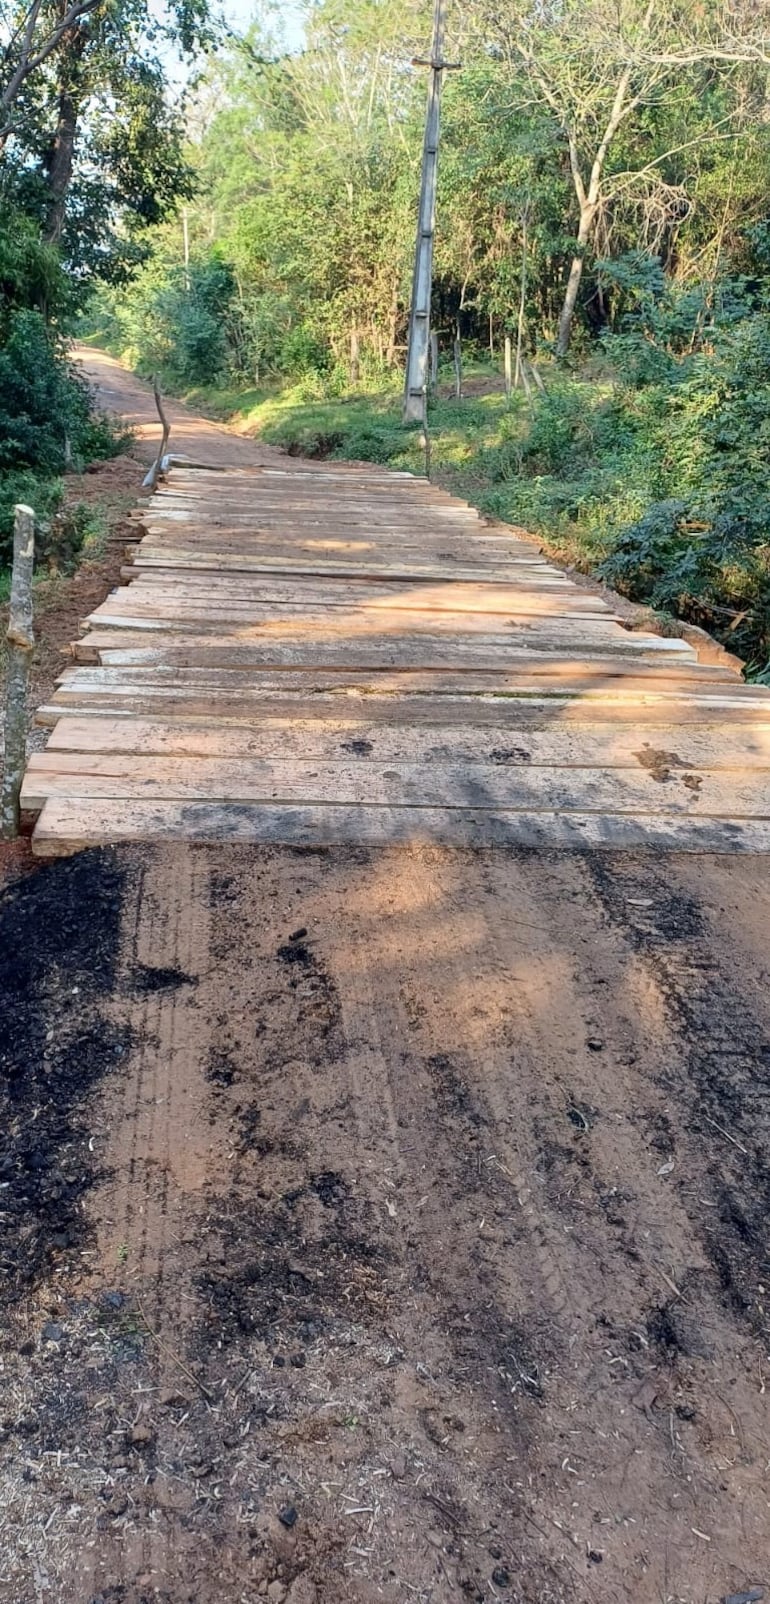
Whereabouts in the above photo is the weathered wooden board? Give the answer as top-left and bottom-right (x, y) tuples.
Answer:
(36, 690), (770, 729)
(31, 796), (770, 856)
(125, 551), (564, 583)
(43, 714), (770, 768)
(72, 630), (696, 669)
(20, 751), (770, 815)
(54, 661), (735, 693)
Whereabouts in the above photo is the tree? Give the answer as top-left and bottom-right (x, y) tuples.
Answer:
(1, 0), (213, 282)
(0, 0), (99, 149)
(473, 0), (770, 354)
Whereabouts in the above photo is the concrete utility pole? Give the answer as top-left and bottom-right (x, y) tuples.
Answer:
(403, 0), (457, 424)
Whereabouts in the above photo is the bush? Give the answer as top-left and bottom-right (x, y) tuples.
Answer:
(0, 474), (62, 570)
(0, 310), (125, 477)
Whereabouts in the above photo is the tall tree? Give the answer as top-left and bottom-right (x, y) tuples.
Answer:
(1, 0), (212, 278)
(474, 0), (770, 354)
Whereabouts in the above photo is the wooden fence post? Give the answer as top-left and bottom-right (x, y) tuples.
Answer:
(142, 380), (171, 492)
(1, 504), (35, 840)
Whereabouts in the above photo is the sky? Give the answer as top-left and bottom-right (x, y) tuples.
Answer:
(222, 0), (306, 51)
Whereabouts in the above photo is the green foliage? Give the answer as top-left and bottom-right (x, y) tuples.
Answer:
(0, 474), (62, 571)
(0, 307), (126, 571)
(0, 310), (121, 475)
(599, 307), (770, 670)
(0, 206), (71, 328)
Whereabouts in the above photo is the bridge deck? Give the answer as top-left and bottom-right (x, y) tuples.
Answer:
(24, 461), (770, 853)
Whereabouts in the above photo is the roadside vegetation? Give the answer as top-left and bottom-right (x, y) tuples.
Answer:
(0, 0), (212, 580)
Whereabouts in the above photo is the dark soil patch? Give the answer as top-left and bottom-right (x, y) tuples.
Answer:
(130, 963), (197, 994)
(195, 1186), (387, 1351)
(0, 848), (129, 1303)
(426, 1051), (486, 1128)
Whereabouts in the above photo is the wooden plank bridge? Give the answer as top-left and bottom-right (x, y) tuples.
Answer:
(23, 459), (770, 853)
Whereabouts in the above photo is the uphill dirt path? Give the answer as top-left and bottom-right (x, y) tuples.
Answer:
(1, 356), (770, 1604)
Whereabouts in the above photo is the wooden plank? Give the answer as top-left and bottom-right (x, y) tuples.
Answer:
(86, 588), (617, 616)
(120, 571), (609, 607)
(36, 692), (770, 728)
(31, 795), (770, 856)
(88, 604), (620, 632)
(56, 658), (734, 689)
(126, 552), (565, 583)
(122, 561), (580, 592)
(21, 752), (770, 815)
(43, 715), (770, 768)
(78, 619), (689, 659)
(73, 630), (696, 668)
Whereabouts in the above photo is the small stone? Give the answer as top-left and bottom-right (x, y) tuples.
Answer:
(102, 1291), (124, 1311)
(489, 1545), (502, 1561)
(267, 1583), (286, 1604)
(159, 1387), (188, 1408)
(390, 1455), (407, 1480)
(588, 1551), (603, 1565)
(129, 1422), (155, 1449)
(492, 1569), (510, 1588)
(587, 1038), (604, 1052)
(289, 928), (307, 942)
(290, 1352), (306, 1369)
(108, 1492), (128, 1518)
(286, 1578), (317, 1604)
(18, 1339), (34, 1357)
(278, 1505), (298, 1530)
(273, 1355), (286, 1369)
(41, 1322), (63, 1344)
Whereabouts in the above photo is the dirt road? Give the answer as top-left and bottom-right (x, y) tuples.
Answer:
(1, 359), (769, 1604)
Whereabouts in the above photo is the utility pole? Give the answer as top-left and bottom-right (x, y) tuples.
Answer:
(403, 0), (458, 424)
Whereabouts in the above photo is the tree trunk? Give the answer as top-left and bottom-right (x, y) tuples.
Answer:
(42, 23), (87, 245)
(453, 330), (462, 399)
(386, 281), (399, 367)
(514, 208), (529, 385)
(556, 205), (596, 358)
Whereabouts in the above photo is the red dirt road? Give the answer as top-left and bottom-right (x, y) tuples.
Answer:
(0, 359), (769, 1604)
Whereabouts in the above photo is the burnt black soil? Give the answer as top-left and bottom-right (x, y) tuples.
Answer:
(0, 848), (130, 1304)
